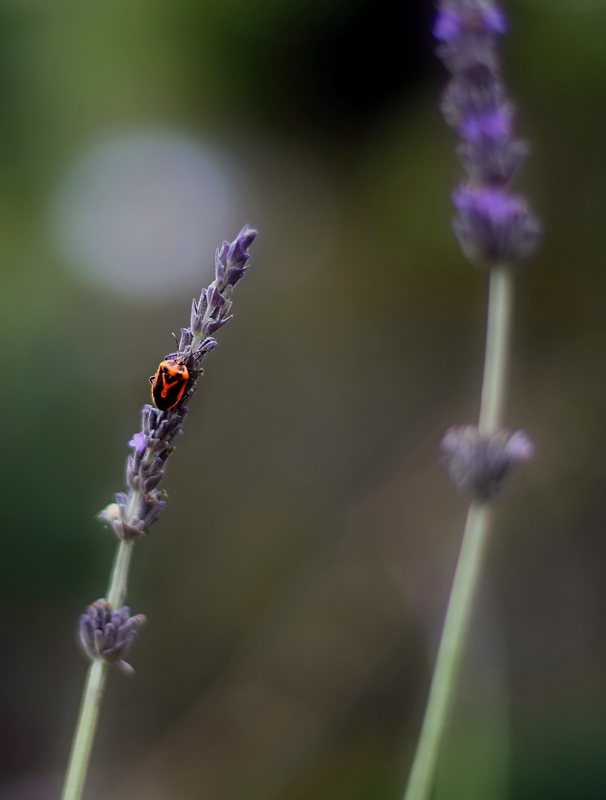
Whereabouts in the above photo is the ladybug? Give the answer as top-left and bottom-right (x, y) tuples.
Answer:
(151, 356), (190, 411)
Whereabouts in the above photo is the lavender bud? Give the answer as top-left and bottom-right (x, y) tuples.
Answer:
(128, 431), (147, 456)
(178, 327), (193, 352)
(197, 337), (218, 358)
(141, 496), (166, 529)
(126, 456), (139, 491)
(227, 233), (254, 269)
(215, 243), (229, 281)
(142, 473), (164, 492)
(144, 406), (159, 432)
(457, 137), (528, 185)
(207, 285), (227, 309)
(115, 518), (146, 540)
(203, 318), (230, 336)
(197, 289), (208, 317)
(141, 407), (152, 435)
(452, 185), (541, 264)
(225, 266), (247, 286)
(79, 599), (146, 669)
(440, 425), (535, 503)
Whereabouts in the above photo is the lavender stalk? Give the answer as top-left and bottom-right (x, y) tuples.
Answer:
(61, 226), (257, 800)
(403, 4), (539, 800)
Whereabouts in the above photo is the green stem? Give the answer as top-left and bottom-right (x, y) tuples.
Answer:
(60, 539), (135, 800)
(107, 539), (134, 609)
(479, 266), (513, 434)
(60, 660), (108, 800)
(403, 265), (513, 800)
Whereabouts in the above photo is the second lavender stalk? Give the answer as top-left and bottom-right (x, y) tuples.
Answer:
(404, 4), (540, 800)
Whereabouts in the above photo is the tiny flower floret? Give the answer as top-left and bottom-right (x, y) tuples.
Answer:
(97, 503), (121, 525)
(460, 106), (512, 143)
(433, 9), (463, 41)
(129, 431), (147, 455)
(440, 425), (534, 503)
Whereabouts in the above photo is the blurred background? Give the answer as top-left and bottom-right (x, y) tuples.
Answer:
(1, 0), (606, 798)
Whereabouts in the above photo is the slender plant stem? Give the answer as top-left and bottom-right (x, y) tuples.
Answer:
(60, 539), (135, 800)
(60, 660), (108, 800)
(403, 265), (513, 800)
(479, 266), (513, 434)
(107, 539), (135, 609)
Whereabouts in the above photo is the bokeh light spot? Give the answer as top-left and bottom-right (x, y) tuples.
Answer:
(51, 130), (240, 299)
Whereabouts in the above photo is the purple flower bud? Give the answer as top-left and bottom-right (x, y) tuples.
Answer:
(225, 266), (247, 286)
(142, 472), (164, 492)
(440, 70), (504, 131)
(142, 405), (159, 434)
(457, 137), (528, 185)
(227, 226), (257, 268)
(452, 185), (541, 264)
(437, 28), (500, 75)
(115, 518), (146, 540)
(141, 407), (152, 434)
(79, 599), (145, 669)
(197, 337), (218, 358)
(197, 289), (208, 317)
(178, 327), (193, 352)
(129, 431), (147, 456)
(141, 496), (166, 529)
(207, 285), (227, 309)
(203, 317), (230, 336)
(483, 7), (507, 35)
(504, 429), (535, 461)
(433, 9), (463, 42)
(434, 1), (507, 42)
(126, 456), (139, 491)
(440, 425), (534, 503)
(460, 105), (512, 142)
(147, 437), (171, 454)
(215, 242), (229, 278)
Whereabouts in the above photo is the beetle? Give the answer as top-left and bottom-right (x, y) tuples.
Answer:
(151, 356), (190, 411)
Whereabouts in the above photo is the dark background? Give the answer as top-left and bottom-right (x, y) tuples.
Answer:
(1, 0), (605, 798)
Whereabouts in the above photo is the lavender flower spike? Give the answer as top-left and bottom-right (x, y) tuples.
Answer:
(62, 228), (257, 800)
(99, 225), (257, 543)
(435, 0), (541, 265)
(402, 11), (539, 800)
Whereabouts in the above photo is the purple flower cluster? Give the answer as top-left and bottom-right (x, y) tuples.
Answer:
(434, 0), (541, 265)
(79, 599), (146, 672)
(190, 227), (257, 345)
(85, 227), (255, 670)
(99, 226), (257, 542)
(440, 425), (534, 502)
